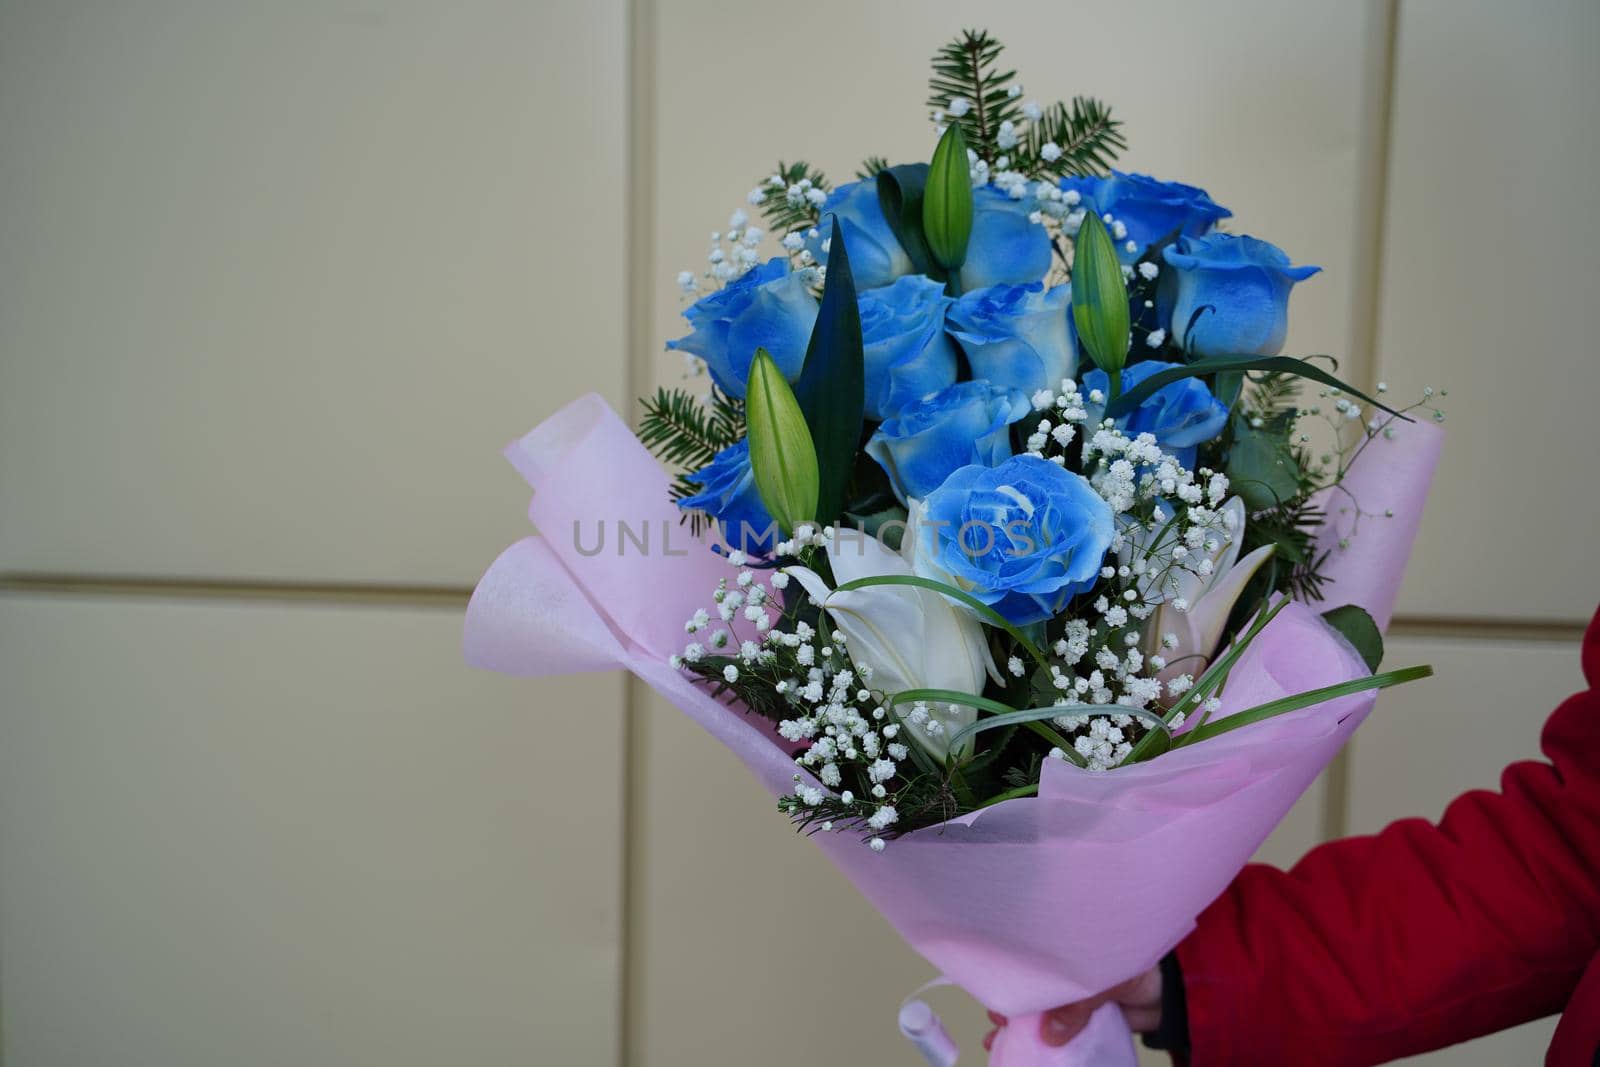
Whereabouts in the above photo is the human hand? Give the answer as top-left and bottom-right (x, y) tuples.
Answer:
(982, 967), (1163, 1051)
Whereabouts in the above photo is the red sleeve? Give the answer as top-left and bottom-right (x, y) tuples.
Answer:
(1177, 609), (1600, 1067)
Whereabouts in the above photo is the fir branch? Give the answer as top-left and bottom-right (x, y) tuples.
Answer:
(753, 161), (830, 239)
(856, 155), (890, 180)
(638, 386), (745, 530)
(1243, 371), (1302, 421)
(927, 29), (1022, 163)
(1023, 96), (1126, 178)
(638, 387), (724, 470)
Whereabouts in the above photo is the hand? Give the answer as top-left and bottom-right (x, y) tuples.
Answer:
(982, 967), (1163, 1051)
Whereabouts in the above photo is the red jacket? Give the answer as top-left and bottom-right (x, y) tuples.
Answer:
(1178, 609), (1600, 1066)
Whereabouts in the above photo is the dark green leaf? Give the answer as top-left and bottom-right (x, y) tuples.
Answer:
(1103, 356), (1408, 421)
(791, 218), (865, 526)
(1321, 604), (1384, 673)
(1227, 429), (1302, 511)
(843, 505), (908, 551)
(1183, 664), (1432, 744)
(875, 164), (938, 277)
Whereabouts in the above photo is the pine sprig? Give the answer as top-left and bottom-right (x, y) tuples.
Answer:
(638, 386), (745, 525)
(856, 155), (890, 180)
(927, 29), (1022, 163)
(1023, 97), (1126, 178)
(1243, 371), (1302, 421)
(753, 161), (830, 238)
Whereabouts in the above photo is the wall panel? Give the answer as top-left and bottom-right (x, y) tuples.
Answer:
(0, 593), (624, 1066)
(0, 0), (628, 585)
(1373, 0), (1600, 621)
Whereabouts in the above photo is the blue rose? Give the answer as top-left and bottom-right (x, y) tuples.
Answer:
(858, 275), (959, 420)
(946, 282), (1076, 397)
(1084, 360), (1230, 469)
(915, 455), (1114, 625)
(810, 180), (914, 290)
(865, 380), (1029, 504)
(958, 185), (1053, 291)
(1163, 234), (1320, 357)
(1060, 171), (1231, 262)
(677, 439), (778, 554)
(666, 258), (819, 398)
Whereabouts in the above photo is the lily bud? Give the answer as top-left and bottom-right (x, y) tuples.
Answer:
(1071, 209), (1131, 394)
(923, 123), (974, 272)
(745, 348), (819, 537)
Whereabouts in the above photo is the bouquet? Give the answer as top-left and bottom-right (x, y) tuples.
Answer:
(465, 31), (1446, 1065)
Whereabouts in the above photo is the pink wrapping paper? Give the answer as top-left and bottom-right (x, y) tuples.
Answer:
(464, 394), (1441, 1065)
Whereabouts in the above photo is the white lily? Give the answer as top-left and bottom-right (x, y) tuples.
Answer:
(1143, 497), (1275, 679)
(785, 528), (999, 761)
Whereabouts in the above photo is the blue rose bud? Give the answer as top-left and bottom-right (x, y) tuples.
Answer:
(912, 455), (1114, 626)
(947, 282), (1076, 398)
(809, 181), (914, 290)
(1163, 234), (1321, 357)
(865, 380), (1029, 504)
(858, 275), (959, 420)
(958, 186), (1053, 291)
(1060, 171), (1231, 262)
(1084, 360), (1231, 469)
(678, 439), (779, 554)
(666, 258), (819, 398)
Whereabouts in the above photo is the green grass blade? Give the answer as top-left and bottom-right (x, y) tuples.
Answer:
(1183, 664), (1433, 745)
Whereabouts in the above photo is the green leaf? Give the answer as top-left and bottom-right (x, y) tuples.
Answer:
(745, 349), (819, 536)
(1071, 210), (1130, 384)
(1183, 664), (1433, 745)
(1103, 355), (1408, 421)
(887, 688), (1084, 766)
(1127, 597), (1291, 763)
(1227, 428), (1302, 511)
(924, 123), (974, 272)
(843, 506), (908, 551)
(946, 701), (1171, 750)
(791, 217), (865, 526)
(875, 164), (938, 278)
(1321, 604), (1384, 673)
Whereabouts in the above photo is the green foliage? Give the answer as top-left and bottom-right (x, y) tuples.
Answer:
(1022, 96), (1127, 178)
(856, 155), (890, 180)
(875, 164), (939, 277)
(637, 386), (744, 529)
(753, 161), (830, 238)
(1227, 429), (1301, 511)
(1215, 371), (1334, 611)
(1105, 356), (1405, 421)
(791, 218), (866, 526)
(927, 29), (1023, 163)
(1321, 605), (1384, 673)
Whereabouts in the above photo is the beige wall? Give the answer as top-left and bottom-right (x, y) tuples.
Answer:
(0, 2), (1594, 1066)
